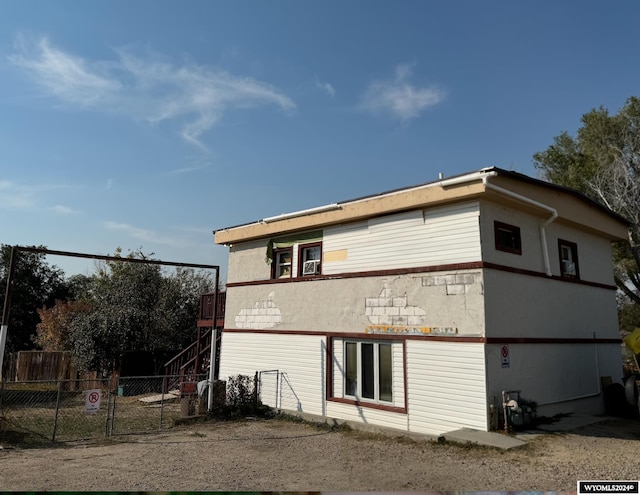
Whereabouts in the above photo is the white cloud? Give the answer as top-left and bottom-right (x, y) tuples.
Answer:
(359, 64), (445, 121)
(10, 36), (296, 150)
(50, 205), (78, 214)
(104, 221), (189, 247)
(315, 77), (335, 97)
(0, 180), (70, 210)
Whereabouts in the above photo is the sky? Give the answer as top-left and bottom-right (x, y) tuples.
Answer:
(1, 1), (640, 281)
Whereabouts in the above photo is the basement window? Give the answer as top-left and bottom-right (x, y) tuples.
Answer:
(345, 340), (393, 403)
(558, 239), (579, 279)
(494, 221), (522, 255)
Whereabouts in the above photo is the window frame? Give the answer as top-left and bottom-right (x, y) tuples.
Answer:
(558, 239), (580, 279)
(343, 339), (393, 404)
(298, 241), (322, 277)
(271, 247), (293, 279)
(494, 221), (522, 255)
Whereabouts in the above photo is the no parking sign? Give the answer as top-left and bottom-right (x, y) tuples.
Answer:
(85, 389), (102, 413)
(501, 345), (510, 368)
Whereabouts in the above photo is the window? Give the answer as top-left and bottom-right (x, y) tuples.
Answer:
(344, 341), (392, 402)
(272, 248), (292, 279)
(494, 221), (522, 255)
(298, 242), (322, 276)
(558, 239), (579, 279)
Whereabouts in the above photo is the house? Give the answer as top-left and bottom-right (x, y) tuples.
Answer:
(213, 167), (629, 435)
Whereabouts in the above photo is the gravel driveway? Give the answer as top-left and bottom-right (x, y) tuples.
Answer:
(1, 416), (639, 491)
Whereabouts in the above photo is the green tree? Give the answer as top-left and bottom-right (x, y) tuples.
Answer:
(534, 96), (640, 308)
(67, 249), (213, 372)
(0, 245), (71, 352)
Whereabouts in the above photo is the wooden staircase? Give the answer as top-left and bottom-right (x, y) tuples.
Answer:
(163, 291), (225, 391)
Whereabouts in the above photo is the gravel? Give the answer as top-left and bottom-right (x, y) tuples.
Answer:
(1, 416), (639, 491)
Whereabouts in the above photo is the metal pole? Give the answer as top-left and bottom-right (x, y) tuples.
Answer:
(52, 380), (63, 442)
(0, 246), (18, 381)
(207, 267), (220, 412)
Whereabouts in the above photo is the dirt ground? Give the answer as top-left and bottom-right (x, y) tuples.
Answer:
(1, 416), (639, 492)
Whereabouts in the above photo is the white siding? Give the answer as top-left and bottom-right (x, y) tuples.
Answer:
(406, 340), (488, 435)
(322, 202), (481, 274)
(218, 332), (326, 416)
(326, 401), (408, 431)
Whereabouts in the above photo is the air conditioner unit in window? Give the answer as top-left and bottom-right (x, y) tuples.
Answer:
(562, 260), (576, 276)
(302, 260), (320, 276)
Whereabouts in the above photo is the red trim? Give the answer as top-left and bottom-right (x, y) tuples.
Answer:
(486, 337), (622, 344)
(328, 397), (407, 414)
(223, 328), (622, 345)
(326, 336), (333, 401)
(227, 261), (617, 291)
(402, 340), (408, 412)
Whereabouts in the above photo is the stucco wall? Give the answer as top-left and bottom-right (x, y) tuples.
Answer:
(483, 268), (619, 340)
(224, 271), (485, 336)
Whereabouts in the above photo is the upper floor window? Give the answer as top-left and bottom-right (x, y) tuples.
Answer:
(494, 221), (522, 255)
(298, 242), (322, 276)
(272, 248), (292, 279)
(558, 239), (579, 279)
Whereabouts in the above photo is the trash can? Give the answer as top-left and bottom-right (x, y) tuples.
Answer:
(179, 382), (198, 417)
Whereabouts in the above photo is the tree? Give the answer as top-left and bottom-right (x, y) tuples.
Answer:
(534, 96), (640, 311)
(0, 245), (71, 352)
(66, 249), (213, 372)
(35, 299), (92, 352)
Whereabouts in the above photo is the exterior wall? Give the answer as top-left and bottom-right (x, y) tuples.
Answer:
(225, 271), (485, 336)
(227, 239), (271, 284)
(218, 332), (326, 416)
(480, 200), (617, 285)
(485, 342), (623, 417)
(406, 340), (488, 435)
(483, 269), (619, 340)
(322, 202), (481, 274)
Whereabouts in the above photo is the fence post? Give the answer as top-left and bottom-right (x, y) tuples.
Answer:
(105, 382), (112, 437)
(52, 379), (63, 442)
(159, 378), (166, 429)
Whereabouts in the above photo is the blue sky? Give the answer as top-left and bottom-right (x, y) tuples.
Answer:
(2, 1), (639, 280)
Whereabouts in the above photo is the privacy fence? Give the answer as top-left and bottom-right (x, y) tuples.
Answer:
(0, 374), (208, 444)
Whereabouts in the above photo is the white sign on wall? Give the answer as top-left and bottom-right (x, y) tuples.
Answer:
(501, 345), (510, 368)
(85, 389), (102, 413)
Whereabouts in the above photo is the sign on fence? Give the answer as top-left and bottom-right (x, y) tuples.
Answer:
(85, 389), (102, 413)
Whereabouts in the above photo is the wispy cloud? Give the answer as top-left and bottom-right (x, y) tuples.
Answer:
(50, 205), (78, 214)
(104, 221), (189, 247)
(315, 77), (335, 97)
(9, 36), (296, 150)
(358, 64), (445, 121)
(0, 180), (70, 210)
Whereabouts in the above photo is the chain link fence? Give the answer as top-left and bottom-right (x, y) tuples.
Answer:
(0, 374), (210, 444)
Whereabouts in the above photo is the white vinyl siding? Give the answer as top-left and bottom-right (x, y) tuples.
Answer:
(406, 340), (488, 435)
(326, 401), (408, 431)
(332, 338), (405, 409)
(322, 202), (481, 274)
(218, 332), (326, 416)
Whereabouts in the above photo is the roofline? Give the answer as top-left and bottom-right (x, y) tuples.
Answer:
(213, 166), (631, 242)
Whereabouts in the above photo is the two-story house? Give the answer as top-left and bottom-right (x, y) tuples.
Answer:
(213, 167), (629, 435)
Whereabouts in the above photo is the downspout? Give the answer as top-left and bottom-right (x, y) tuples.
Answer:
(481, 174), (558, 276)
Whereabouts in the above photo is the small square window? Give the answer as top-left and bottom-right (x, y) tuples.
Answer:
(272, 248), (292, 279)
(494, 221), (522, 255)
(298, 242), (322, 276)
(558, 239), (579, 279)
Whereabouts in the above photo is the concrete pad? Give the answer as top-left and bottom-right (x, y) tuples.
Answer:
(442, 428), (527, 449)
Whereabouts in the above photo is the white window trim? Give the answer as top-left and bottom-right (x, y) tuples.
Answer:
(344, 340), (393, 404)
